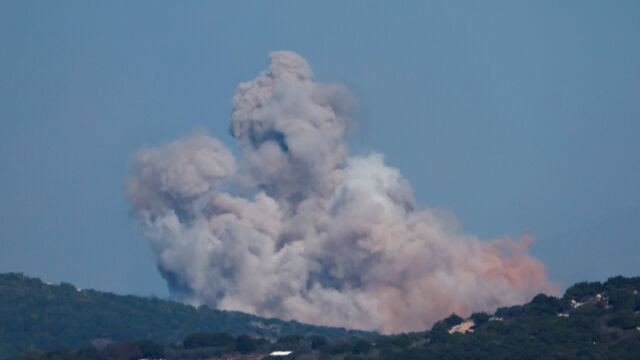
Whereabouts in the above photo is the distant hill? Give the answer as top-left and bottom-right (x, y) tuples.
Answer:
(11, 275), (640, 360)
(0, 273), (371, 359)
(4, 273), (640, 360)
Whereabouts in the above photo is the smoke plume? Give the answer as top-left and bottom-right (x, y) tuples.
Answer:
(127, 51), (557, 333)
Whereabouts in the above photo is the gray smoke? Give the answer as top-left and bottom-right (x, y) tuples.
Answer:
(126, 51), (557, 333)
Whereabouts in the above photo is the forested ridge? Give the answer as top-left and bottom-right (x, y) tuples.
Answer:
(0, 273), (370, 359)
(3, 274), (640, 359)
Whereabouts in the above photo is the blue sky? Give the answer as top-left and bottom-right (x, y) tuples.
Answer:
(1, 1), (638, 297)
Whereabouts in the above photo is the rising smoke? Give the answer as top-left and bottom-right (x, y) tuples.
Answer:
(126, 51), (557, 333)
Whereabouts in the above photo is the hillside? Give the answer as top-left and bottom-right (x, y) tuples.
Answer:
(10, 275), (640, 360)
(0, 273), (371, 359)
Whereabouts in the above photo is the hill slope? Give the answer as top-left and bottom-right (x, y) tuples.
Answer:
(4, 273), (640, 360)
(0, 273), (370, 359)
(10, 275), (640, 359)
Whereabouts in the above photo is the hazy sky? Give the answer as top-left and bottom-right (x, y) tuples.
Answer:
(1, 1), (638, 297)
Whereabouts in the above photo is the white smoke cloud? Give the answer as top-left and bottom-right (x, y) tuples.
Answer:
(126, 51), (557, 333)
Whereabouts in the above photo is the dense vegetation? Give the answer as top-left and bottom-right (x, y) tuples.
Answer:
(0, 273), (370, 359)
(4, 274), (640, 360)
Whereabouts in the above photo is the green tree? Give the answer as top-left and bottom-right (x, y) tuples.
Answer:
(443, 314), (463, 327)
(352, 339), (372, 354)
(307, 335), (327, 349)
(607, 310), (639, 330)
(136, 340), (164, 359)
(470, 312), (490, 325)
(183, 332), (234, 349)
(235, 335), (256, 354)
(277, 335), (303, 345)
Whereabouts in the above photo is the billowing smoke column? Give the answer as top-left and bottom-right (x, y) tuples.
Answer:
(127, 51), (557, 333)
